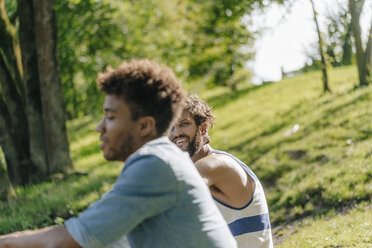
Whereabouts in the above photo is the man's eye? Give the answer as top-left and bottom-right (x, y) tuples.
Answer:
(107, 116), (115, 120)
(180, 122), (189, 127)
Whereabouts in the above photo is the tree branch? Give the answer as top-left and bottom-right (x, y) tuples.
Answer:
(0, 1), (25, 100)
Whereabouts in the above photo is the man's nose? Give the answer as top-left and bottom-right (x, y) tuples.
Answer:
(169, 125), (180, 140)
(96, 118), (105, 133)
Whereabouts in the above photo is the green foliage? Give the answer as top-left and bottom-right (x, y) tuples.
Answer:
(185, 0), (257, 89)
(56, 0), (124, 118)
(325, 5), (353, 67)
(55, 0), (282, 118)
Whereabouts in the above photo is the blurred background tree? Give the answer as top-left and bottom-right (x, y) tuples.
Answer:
(0, 0), (72, 187)
(310, 0), (330, 92)
(302, 0), (371, 88)
(348, 0), (371, 87)
(325, 6), (353, 67)
(56, 0), (286, 120)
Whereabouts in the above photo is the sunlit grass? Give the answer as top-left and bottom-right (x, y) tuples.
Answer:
(277, 203), (372, 248)
(201, 65), (371, 245)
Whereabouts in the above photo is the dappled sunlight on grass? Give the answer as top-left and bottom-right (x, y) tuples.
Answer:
(277, 203), (372, 248)
(202, 66), (371, 245)
(74, 150), (105, 170)
(67, 115), (100, 143)
(70, 133), (99, 152)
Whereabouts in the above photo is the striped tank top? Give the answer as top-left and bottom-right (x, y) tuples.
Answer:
(210, 150), (273, 248)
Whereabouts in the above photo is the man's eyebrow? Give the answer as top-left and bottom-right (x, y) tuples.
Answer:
(104, 107), (117, 113)
(179, 118), (192, 122)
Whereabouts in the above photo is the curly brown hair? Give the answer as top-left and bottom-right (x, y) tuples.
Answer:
(184, 94), (215, 144)
(97, 59), (186, 135)
(184, 94), (215, 127)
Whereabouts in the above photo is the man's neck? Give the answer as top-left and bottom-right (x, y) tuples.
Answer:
(191, 144), (212, 163)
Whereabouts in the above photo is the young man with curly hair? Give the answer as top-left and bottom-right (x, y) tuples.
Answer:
(0, 60), (236, 248)
(169, 94), (273, 248)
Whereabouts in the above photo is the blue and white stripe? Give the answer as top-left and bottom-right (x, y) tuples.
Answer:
(211, 150), (273, 248)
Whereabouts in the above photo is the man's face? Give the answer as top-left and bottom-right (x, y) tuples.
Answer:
(169, 110), (204, 157)
(96, 95), (137, 162)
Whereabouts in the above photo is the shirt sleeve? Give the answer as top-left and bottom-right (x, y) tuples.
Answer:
(65, 155), (178, 247)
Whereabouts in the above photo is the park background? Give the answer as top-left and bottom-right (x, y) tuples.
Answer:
(0, 0), (371, 247)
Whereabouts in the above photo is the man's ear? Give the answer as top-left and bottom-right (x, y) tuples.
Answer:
(138, 116), (157, 137)
(200, 122), (208, 135)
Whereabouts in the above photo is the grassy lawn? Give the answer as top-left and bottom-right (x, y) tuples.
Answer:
(201, 65), (372, 246)
(0, 65), (371, 247)
(276, 203), (371, 248)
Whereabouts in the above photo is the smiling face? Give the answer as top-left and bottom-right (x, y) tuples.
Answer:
(169, 110), (204, 157)
(96, 94), (139, 162)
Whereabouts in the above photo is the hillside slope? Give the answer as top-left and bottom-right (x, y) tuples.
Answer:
(200, 65), (372, 246)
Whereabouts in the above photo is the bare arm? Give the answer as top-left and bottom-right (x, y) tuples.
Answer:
(195, 154), (255, 208)
(0, 225), (81, 248)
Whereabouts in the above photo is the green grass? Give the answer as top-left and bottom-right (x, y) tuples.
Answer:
(0, 65), (371, 247)
(0, 115), (122, 233)
(199, 65), (372, 246)
(276, 203), (372, 248)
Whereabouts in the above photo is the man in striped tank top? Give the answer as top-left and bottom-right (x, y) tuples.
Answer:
(169, 94), (273, 248)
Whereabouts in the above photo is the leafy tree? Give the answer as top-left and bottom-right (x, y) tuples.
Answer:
(56, 0), (126, 118)
(325, 6), (353, 66)
(183, 0), (262, 90)
(55, 0), (278, 109)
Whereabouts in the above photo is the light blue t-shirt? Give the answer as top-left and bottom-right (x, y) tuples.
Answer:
(65, 136), (236, 248)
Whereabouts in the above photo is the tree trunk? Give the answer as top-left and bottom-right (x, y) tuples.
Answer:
(0, 95), (31, 186)
(0, 52), (35, 185)
(342, 25), (353, 65)
(32, 0), (73, 174)
(349, 0), (369, 86)
(310, 0), (330, 93)
(18, 0), (49, 176)
(0, 156), (15, 201)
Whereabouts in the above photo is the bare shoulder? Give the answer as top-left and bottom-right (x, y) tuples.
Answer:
(196, 153), (240, 169)
(196, 153), (255, 207)
(195, 153), (243, 177)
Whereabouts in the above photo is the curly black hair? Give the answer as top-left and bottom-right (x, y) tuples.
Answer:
(97, 59), (186, 135)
